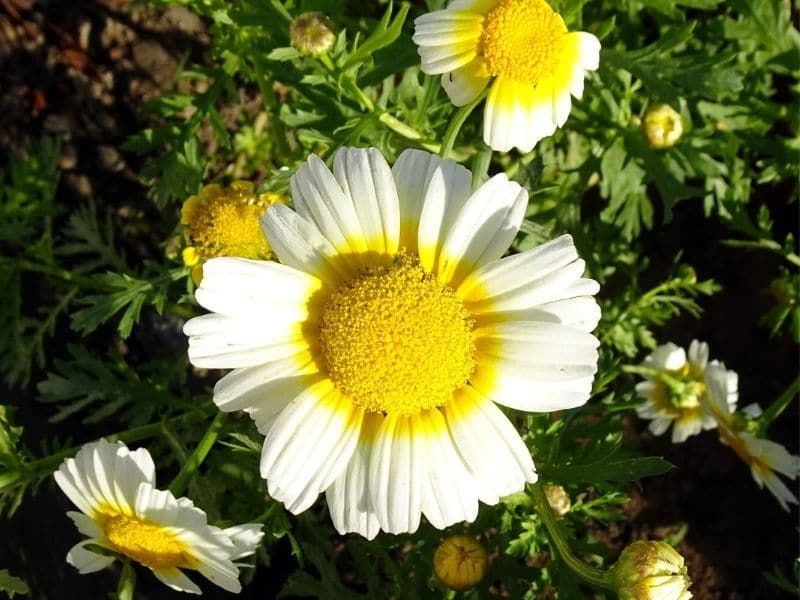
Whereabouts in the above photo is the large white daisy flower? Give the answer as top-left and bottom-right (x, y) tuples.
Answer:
(634, 340), (738, 444)
(412, 0), (600, 153)
(704, 363), (799, 511)
(54, 439), (264, 594)
(184, 147), (601, 539)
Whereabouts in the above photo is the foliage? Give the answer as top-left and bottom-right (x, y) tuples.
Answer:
(0, 0), (797, 598)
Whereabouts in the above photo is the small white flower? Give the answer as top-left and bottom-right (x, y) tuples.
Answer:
(54, 439), (264, 594)
(183, 147), (601, 538)
(634, 340), (738, 443)
(413, 0), (600, 152)
(705, 364), (800, 511)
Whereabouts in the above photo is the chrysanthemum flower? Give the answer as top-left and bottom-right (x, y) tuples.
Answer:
(183, 147), (601, 538)
(181, 181), (283, 283)
(704, 363), (800, 511)
(412, 0), (600, 153)
(54, 439), (264, 594)
(634, 340), (738, 443)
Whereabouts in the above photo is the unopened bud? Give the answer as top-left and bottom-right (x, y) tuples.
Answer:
(643, 104), (684, 149)
(433, 535), (488, 591)
(543, 484), (571, 517)
(610, 540), (693, 600)
(290, 12), (335, 56)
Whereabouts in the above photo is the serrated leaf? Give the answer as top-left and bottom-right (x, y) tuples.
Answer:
(0, 569), (29, 597)
(544, 456), (674, 484)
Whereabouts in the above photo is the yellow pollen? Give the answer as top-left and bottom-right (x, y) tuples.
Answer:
(318, 253), (475, 416)
(183, 182), (282, 262)
(99, 513), (194, 569)
(481, 0), (567, 83)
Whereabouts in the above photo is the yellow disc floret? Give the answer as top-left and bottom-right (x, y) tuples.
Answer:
(319, 253), (475, 416)
(182, 181), (282, 263)
(100, 513), (194, 569)
(481, 0), (567, 83)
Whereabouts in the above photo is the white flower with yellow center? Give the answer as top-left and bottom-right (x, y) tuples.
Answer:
(54, 439), (264, 594)
(634, 340), (738, 444)
(412, 0), (600, 153)
(704, 364), (800, 511)
(183, 147), (601, 538)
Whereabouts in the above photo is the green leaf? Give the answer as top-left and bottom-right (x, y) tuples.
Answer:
(343, 2), (410, 70)
(0, 569), (29, 597)
(266, 47), (302, 62)
(543, 456), (674, 484)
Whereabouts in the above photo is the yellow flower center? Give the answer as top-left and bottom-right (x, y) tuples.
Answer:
(183, 182), (281, 262)
(318, 253), (475, 416)
(651, 364), (707, 417)
(100, 513), (194, 569)
(481, 0), (567, 83)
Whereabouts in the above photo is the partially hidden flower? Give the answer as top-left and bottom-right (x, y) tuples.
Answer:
(183, 147), (601, 538)
(181, 181), (283, 283)
(704, 363), (800, 511)
(289, 11), (336, 56)
(433, 535), (488, 591)
(634, 340), (738, 443)
(543, 483), (571, 517)
(54, 439), (264, 594)
(413, 0), (600, 152)
(643, 103), (684, 149)
(610, 540), (693, 600)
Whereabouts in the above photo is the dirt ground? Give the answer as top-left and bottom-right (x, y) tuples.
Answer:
(0, 1), (797, 598)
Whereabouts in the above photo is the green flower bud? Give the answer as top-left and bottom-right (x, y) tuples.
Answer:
(643, 104), (684, 149)
(610, 540), (693, 600)
(290, 12), (335, 56)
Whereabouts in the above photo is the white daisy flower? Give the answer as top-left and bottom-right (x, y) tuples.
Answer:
(705, 363), (800, 511)
(54, 439), (264, 594)
(183, 147), (601, 539)
(412, 0), (600, 153)
(634, 340), (738, 444)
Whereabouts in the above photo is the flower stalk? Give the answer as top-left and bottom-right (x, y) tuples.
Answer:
(439, 88), (488, 160)
(169, 411), (228, 497)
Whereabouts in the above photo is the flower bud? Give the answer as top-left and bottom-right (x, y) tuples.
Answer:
(543, 484), (571, 517)
(643, 104), (684, 149)
(290, 12), (335, 56)
(433, 535), (488, 591)
(610, 540), (692, 600)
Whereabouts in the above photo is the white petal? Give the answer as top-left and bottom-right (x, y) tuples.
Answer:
(261, 381), (362, 513)
(187, 330), (308, 370)
(66, 540), (116, 574)
(66, 511), (105, 539)
(134, 483), (180, 525)
(649, 417), (674, 437)
(445, 386), (537, 501)
(261, 204), (349, 285)
(441, 58), (490, 106)
(574, 31), (601, 71)
(223, 524), (264, 560)
(195, 557), (242, 594)
(113, 446), (156, 510)
(418, 409), (480, 529)
(646, 343), (687, 371)
(483, 77), (557, 153)
(687, 339), (709, 369)
(471, 322), (599, 412)
(333, 147), (400, 256)
(671, 417), (701, 443)
(151, 567), (202, 594)
(326, 413), (382, 540)
(369, 414), (424, 534)
(437, 173), (527, 286)
(54, 463), (98, 516)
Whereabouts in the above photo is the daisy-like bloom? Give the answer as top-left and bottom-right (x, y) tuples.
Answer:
(704, 363), (800, 511)
(433, 535), (488, 591)
(412, 0), (600, 153)
(183, 147), (601, 538)
(181, 181), (283, 283)
(610, 540), (693, 600)
(634, 340), (738, 444)
(54, 439), (264, 594)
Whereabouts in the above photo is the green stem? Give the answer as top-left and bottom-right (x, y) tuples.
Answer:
(439, 88), (489, 160)
(1, 406), (217, 492)
(757, 376), (800, 436)
(529, 482), (614, 591)
(8, 257), (109, 290)
(169, 412), (228, 497)
(115, 559), (136, 600)
(722, 238), (800, 267)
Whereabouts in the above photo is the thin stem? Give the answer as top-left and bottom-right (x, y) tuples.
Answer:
(757, 376), (800, 436)
(2, 406), (217, 491)
(722, 238), (800, 267)
(529, 482), (614, 591)
(169, 412), (228, 497)
(115, 559), (136, 600)
(439, 88), (489, 160)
